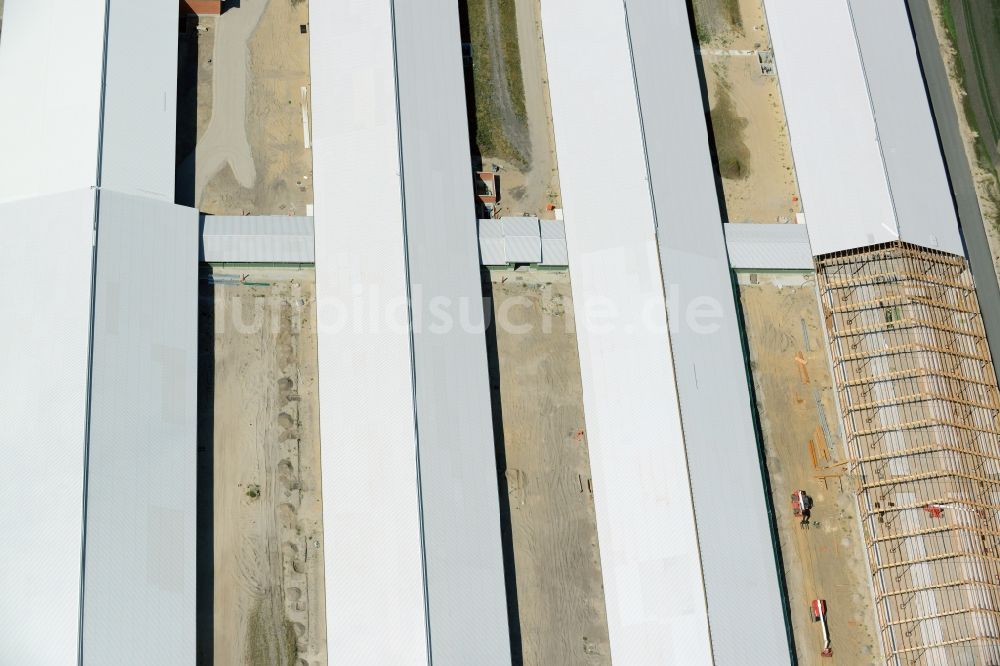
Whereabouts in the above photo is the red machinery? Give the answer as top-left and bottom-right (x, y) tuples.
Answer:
(792, 490), (813, 525)
(811, 599), (833, 657)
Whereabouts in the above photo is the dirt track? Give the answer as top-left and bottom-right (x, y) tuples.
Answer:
(179, 0), (313, 215)
(695, 0), (801, 223)
(484, 0), (530, 165)
(211, 268), (326, 666)
(487, 270), (610, 665)
(739, 273), (880, 665)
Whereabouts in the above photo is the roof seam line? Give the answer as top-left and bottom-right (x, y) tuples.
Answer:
(388, 1), (434, 662)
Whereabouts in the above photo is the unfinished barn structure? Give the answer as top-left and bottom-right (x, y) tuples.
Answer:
(767, 0), (1000, 662)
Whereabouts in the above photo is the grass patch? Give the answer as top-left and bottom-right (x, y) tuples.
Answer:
(692, 0), (743, 44)
(722, 0), (743, 31)
(939, 0), (996, 172)
(465, 0), (528, 167)
(711, 85), (751, 180)
(245, 599), (298, 666)
(938, 0), (1000, 234)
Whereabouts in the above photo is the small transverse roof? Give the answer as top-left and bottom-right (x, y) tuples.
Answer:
(477, 216), (569, 267)
(201, 215), (315, 263)
(724, 223), (814, 270)
(540, 219), (569, 266)
(502, 217), (542, 263)
(477, 218), (507, 266)
(764, 0), (962, 256)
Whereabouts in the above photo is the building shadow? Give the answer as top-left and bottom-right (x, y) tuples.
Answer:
(684, 0), (733, 225)
(195, 264), (215, 665)
(480, 269), (524, 666)
(458, 0), (484, 173)
(175, 15), (200, 207)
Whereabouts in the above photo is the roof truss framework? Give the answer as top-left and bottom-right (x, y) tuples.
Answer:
(817, 242), (1000, 665)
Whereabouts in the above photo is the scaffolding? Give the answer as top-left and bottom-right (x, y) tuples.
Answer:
(816, 242), (1000, 666)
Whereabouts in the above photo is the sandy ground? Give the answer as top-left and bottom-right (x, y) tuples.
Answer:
(695, 0), (801, 223)
(195, 0), (268, 201)
(738, 273), (881, 665)
(210, 268), (326, 666)
(927, 1), (1000, 280)
(486, 270), (610, 665)
(181, 0), (313, 215)
(484, 0), (561, 219)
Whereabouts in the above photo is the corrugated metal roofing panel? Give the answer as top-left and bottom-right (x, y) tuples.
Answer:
(501, 215), (540, 237)
(310, 0), (429, 661)
(625, 2), (791, 662)
(504, 234), (542, 263)
(83, 191), (199, 665)
(201, 216), (315, 263)
(478, 217), (504, 239)
(542, 0), (714, 661)
(846, 0), (962, 255)
(724, 223), (813, 270)
(394, 0), (512, 659)
(0, 189), (96, 665)
(0, 0), (105, 201)
(540, 238), (569, 266)
(479, 237), (507, 265)
(100, 0), (179, 200)
(764, 0), (962, 256)
(540, 218), (566, 240)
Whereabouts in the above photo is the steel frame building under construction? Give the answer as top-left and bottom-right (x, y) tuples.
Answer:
(817, 243), (1000, 664)
(766, 0), (1000, 663)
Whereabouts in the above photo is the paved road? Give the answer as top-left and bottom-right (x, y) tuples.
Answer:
(907, 0), (1000, 383)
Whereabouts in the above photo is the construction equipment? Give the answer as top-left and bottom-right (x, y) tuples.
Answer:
(791, 490), (813, 526)
(811, 599), (833, 657)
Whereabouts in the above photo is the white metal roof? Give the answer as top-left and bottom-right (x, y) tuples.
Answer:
(477, 216), (568, 266)
(82, 191), (199, 665)
(623, 2), (792, 661)
(764, 0), (962, 256)
(0, 0), (104, 201)
(542, 0), (714, 661)
(724, 223), (814, 270)
(99, 0), (179, 201)
(540, 219), (569, 266)
(201, 215), (315, 263)
(393, 0), (511, 660)
(310, 1), (430, 662)
(0, 189), (96, 665)
(477, 219), (508, 265)
(0, 0), (178, 203)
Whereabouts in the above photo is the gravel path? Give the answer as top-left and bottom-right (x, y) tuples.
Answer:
(484, 0), (531, 164)
(193, 0), (270, 205)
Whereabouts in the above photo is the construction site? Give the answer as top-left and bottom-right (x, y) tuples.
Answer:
(10, 0), (1000, 664)
(816, 243), (1000, 664)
